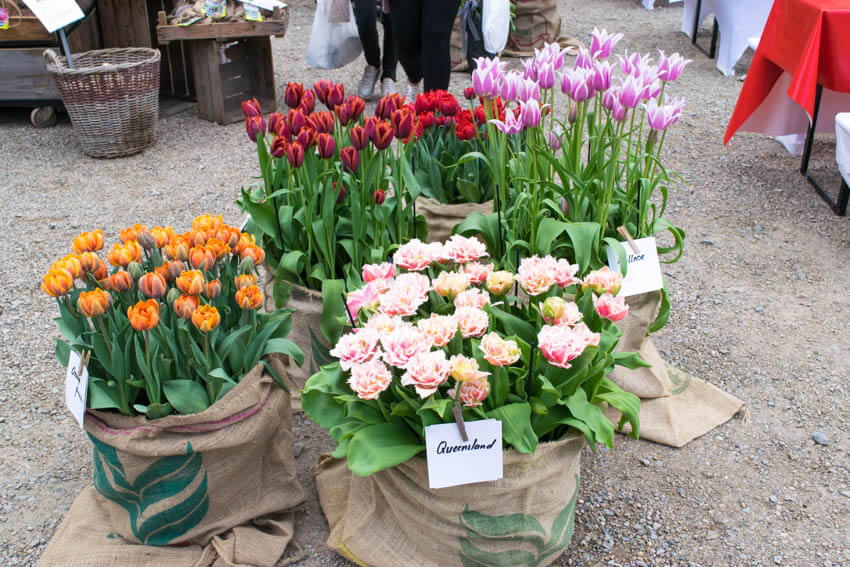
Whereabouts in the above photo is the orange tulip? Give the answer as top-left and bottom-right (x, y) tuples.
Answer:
(205, 238), (231, 261)
(138, 272), (167, 298)
(127, 299), (159, 331)
(108, 241), (143, 267)
(109, 270), (133, 292)
(205, 279), (221, 299)
(79, 251), (101, 273)
(173, 294), (199, 319)
(234, 273), (257, 289)
(167, 260), (187, 281)
(176, 270), (205, 296)
(235, 285), (263, 310)
(72, 229), (105, 254)
(120, 223), (148, 244)
(240, 244), (266, 266)
(98, 277), (113, 291)
(137, 230), (156, 250)
(164, 236), (190, 261)
(215, 226), (240, 248)
(192, 214), (223, 234)
(149, 226), (173, 248)
(188, 229), (209, 247)
(192, 304), (221, 332)
(78, 289), (112, 318)
(234, 233), (255, 255)
(92, 261), (109, 281)
(42, 268), (74, 297)
(154, 263), (171, 283)
(189, 245), (216, 270)
(53, 254), (83, 279)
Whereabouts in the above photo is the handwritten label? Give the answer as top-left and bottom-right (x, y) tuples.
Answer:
(425, 419), (502, 489)
(20, 0), (84, 33)
(65, 350), (89, 429)
(606, 236), (664, 297)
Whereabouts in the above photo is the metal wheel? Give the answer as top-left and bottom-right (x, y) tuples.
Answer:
(30, 106), (57, 128)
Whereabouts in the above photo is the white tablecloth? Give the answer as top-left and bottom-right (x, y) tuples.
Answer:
(836, 113), (850, 184)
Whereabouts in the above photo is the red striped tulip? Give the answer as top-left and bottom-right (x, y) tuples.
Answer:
(313, 80), (332, 106)
(271, 136), (288, 158)
(287, 141), (305, 168)
(298, 90), (315, 114)
(317, 132), (336, 159)
(296, 126), (317, 149)
(391, 108), (415, 140)
(287, 109), (306, 135)
(334, 103), (352, 126)
(309, 111), (335, 134)
(373, 120), (394, 150)
(268, 112), (284, 136)
(346, 95), (365, 121)
(327, 83), (345, 108)
(340, 146), (360, 172)
(241, 98), (261, 118)
(350, 124), (367, 150)
(284, 82), (304, 108)
(245, 115), (265, 142)
(373, 188), (386, 205)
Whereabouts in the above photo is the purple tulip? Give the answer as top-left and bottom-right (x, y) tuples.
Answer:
(517, 78), (540, 102)
(644, 97), (684, 131)
(574, 47), (593, 70)
(617, 75), (643, 109)
(489, 111), (524, 135)
(657, 50), (691, 82)
(547, 130), (561, 150)
(602, 88), (619, 111)
(522, 58), (539, 82)
(643, 79), (663, 101)
(538, 63), (556, 90)
(591, 60), (613, 92)
(500, 72), (521, 101)
(589, 28), (623, 60)
(520, 99), (546, 128)
(562, 68), (594, 102)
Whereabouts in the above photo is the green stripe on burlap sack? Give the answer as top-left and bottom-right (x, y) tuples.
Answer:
(39, 359), (305, 566)
(607, 291), (744, 447)
(419, 199), (494, 244)
(316, 434), (584, 567)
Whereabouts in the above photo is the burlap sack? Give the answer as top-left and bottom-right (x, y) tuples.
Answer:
(316, 434), (584, 567)
(420, 198), (493, 243)
(39, 360), (305, 567)
(608, 292), (744, 447)
(502, 0), (582, 57)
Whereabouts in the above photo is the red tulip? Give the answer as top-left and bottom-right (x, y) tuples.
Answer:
(245, 115), (265, 142)
(439, 93), (461, 117)
(340, 146), (360, 172)
(268, 112), (284, 136)
(313, 80), (332, 106)
(298, 90), (316, 114)
(419, 111), (435, 129)
(333, 181), (346, 203)
(288, 109), (307, 134)
(317, 132), (335, 158)
(287, 141), (305, 168)
(364, 116), (378, 144)
(346, 95), (365, 121)
(297, 126), (317, 149)
(414, 92), (434, 114)
(463, 87), (476, 100)
(455, 118), (475, 141)
(270, 136), (288, 158)
(327, 83), (345, 108)
(274, 118), (291, 140)
(284, 82), (304, 109)
(373, 120), (394, 150)
(350, 124), (367, 150)
(309, 111), (335, 134)
(391, 108), (415, 140)
(241, 97), (261, 118)
(334, 103), (352, 126)
(373, 188), (386, 205)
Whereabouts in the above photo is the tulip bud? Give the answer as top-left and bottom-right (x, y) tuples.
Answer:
(530, 397), (548, 415)
(317, 132), (336, 159)
(166, 260), (185, 281)
(350, 124), (367, 151)
(138, 272), (167, 298)
(205, 279), (222, 299)
(463, 86), (475, 100)
(173, 293), (198, 318)
(364, 116), (378, 144)
(167, 287), (181, 307)
(333, 182), (346, 203)
(313, 79), (332, 106)
(239, 256), (256, 274)
(234, 273), (258, 289)
(127, 261), (144, 280)
(346, 95), (365, 121)
(137, 230), (156, 250)
(373, 188), (386, 205)
(568, 104), (578, 125)
(284, 82), (304, 109)
(286, 141), (305, 168)
(268, 112), (284, 136)
(340, 146), (360, 172)
(245, 115), (266, 142)
(109, 270), (134, 292)
(298, 90), (315, 114)
(241, 98), (261, 118)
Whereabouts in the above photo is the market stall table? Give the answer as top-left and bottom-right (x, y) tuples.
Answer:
(724, 0), (850, 215)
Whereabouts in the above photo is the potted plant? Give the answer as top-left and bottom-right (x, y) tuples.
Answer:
(38, 217), (304, 565)
(304, 235), (644, 566)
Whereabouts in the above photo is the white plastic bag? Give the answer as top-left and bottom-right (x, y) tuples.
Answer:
(324, 0), (350, 23)
(306, 0), (362, 70)
(482, 0), (510, 54)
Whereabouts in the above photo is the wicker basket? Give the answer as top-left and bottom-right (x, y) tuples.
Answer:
(44, 48), (161, 158)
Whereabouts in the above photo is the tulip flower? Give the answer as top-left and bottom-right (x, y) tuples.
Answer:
(516, 77), (540, 103)
(317, 132), (336, 159)
(327, 83), (345, 108)
(309, 111), (335, 134)
(593, 293), (629, 322)
(340, 146), (360, 172)
(287, 109), (306, 135)
(240, 244), (266, 265)
(617, 74), (643, 109)
(149, 226), (172, 248)
(644, 97), (684, 131)
(439, 93), (460, 117)
(119, 224), (147, 244)
(574, 47), (593, 69)
(547, 130), (561, 150)
(286, 141), (305, 168)
(191, 304), (220, 332)
(463, 86), (475, 100)
(189, 245), (216, 271)
(127, 299), (159, 331)
(78, 288), (111, 318)
(333, 182), (346, 203)
(296, 126), (317, 149)
(72, 229), (104, 254)
(284, 82), (303, 108)
(298, 90), (316, 114)
(313, 79), (332, 106)
(519, 99), (546, 128)
(164, 237), (190, 261)
(176, 270), (205, 296)
(499, 72), (520, 101)
(173, 294), (199, 319)
(537, 62), (556, 89)
(373, 188), (386, 205)
(592, 60), (613, 92)
(270, 136), (288, 158)
(235, 284), (263, 310)
(589, 28), (623, 59)
(391, 108), (415, 140)
(205, 279), (221, 299)
(107, 241), (143, 267)
(42, 268), (74, 297)
(472, 59), (499, 98)
(364, 116), (378, 143)
(350, 124), (368, 150)
(372, 120), (394, 150)
(109, 270), (133, 292)
(245, 115), (265, 142)
(138, 272), (167, 298)
(53, 254), (83, 280)
(346, 95), (366, 121)
(489, 110), (524, 135)
(522, 57), (538, 82)
(206, 238), (230, 261)
(126, 261), (143, 281)
(234, 273), (257, 289)
(241, 97), (261, 118)
(334, 102), (351, 125)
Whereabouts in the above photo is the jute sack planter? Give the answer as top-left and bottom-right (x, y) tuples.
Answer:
(419, 198), (493, 244)
(39, 359), (305, 567)
(608, 291), (744, 447)
(316, 434), (584, 567)
(502, 0), (582, 57)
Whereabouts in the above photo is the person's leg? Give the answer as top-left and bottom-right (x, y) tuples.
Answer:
(380, 10), (398, 81)
(353, 0), (381, 70)
(421, 0), (461, 91)
(389, 0), (423, 84)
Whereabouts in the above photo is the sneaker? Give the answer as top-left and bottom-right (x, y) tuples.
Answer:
(405, 81), (422, 102)
(358, 65), (380, 98)
(381, 77), (397, 97)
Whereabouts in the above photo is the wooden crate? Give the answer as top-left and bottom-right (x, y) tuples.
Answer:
(0, 0), (96, 44)
(188, 35), (276, 124)
(155, 6), (289, 44)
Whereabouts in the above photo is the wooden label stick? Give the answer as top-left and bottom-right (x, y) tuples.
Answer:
(617, 226), (641, 254)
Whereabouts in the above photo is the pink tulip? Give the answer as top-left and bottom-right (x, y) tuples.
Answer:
(489, 111), (524, 135)
(522, 58), (539, 82)
(644, 97), (684, 131)
(593, 293), (629, 322)
(592, 60), (613, 92)
(516, 78), (540, 102)
(538, 62), (556, 90)
(589, 28), (623, 59)
(657, 50), (691, 82)
(574, 47), (593, 69)
(520, 99), (546, 128)
(500, 71), (521, 101)
(547, 130), (561, 150)
(618, 75), (643, 109)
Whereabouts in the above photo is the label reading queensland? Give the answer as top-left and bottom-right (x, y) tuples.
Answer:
(65, 350), (89, 429)
(425, 419), (503, 489)
(606, 236), (664, 297)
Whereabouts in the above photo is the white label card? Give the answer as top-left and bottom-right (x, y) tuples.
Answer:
(20, 0), (84, 33)
(606, 236), (664, 297)
(236, 0), (286, 11)
(65, 350), (89, 429)
(425, 419), (503, 489)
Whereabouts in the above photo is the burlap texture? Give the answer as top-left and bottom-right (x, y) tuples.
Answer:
(316, 434), (585, 567)
(608, 292), (744, 447)
(502, 0), (582, 57)
(419, 198), (494, 243)
(39, 360), (305, 566)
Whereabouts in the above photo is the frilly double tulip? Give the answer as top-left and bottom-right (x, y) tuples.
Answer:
(54, 254), (83, 280)
(127, 299), (159, 331)
(206, 238), (230, 261)
(317, 133), (336, 159)
(313, 79), (332, 106)
(234, 273), (257, 289)
(245, 115), (266, 142)
(107, 241), (142, 267)
(340, 146), (360, 172)
(350, 124), (367, 151)
(241, 97), (262, 118)
(372, 120), (394, 150)
(240, 244), (265, 266)
(154, 263), (170, 283)
(136, 230), (156, 250)
(373, 188), (386, 205)
(284, 82), (304, 108)
(205, 279), (221, 299)
(192, 214), (223, 233)
(485, 270), (514, 295)
(452, 377), (490, 408)
(234, 232), (255, 255)
(173, 294), (199, 319)
(235, 284), (263, 310)
(176, 270), (205, 296)
(593, 292), (629, 322)
(286, 141), (305, 168)
(72, 229), (104, 254)
(138, 272), (167, 298)
(109, 270), (133, 292)
(287, 108), (307, 135)
(149, 226), (173, 248)
(189, 245), (216, 270)
(120, 224), (147, 244)
(78, 288), (112, 318)
(439, 93), (460, 117)
(42, 268), (74, 297)
(296, 126), (317, 149)
(192, 304), (221, 332)
(164, 236), (190, 261)
(391, 108), (415, 140)
(449, 354), (490, 383)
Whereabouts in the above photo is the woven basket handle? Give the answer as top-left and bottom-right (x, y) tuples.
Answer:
(43, 48), (63, 70)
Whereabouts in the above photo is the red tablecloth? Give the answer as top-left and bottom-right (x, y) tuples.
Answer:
(724, 0), (850, 144)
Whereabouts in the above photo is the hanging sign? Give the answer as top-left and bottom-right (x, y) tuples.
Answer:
(606, 235), (664, 297)
(20, 0), (84, 33)
(425, 419), (503, 489)
(65, 350), (89, 429)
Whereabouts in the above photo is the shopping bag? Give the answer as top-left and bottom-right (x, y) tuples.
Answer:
(482, 0), (510, 53)
(324, 0), (350, 23)
(306, 0), (362, 70)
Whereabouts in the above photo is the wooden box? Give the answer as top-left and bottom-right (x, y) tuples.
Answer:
(0, 0), (96, 44)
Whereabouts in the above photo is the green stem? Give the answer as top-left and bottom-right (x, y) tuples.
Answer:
(203, 332), (214, 404)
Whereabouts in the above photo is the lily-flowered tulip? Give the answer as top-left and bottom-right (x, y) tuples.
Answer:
(574, 47), (593, 69)
(191, 304), (220, 332)
(313, 79), (332, 106)
(516, 77), (540, 103)
(78, 288), (111, 318)
(72, 229), (104, 254)
(391, 108), (415, 140)
(284, 82), (303, 108)
(298, 89), (315, 114)
(589, 28), (623, 59)
(127, 299), (159, 331)
(235, 284), (263, 310)
(138, 272), (167, 298)
(327, 83), (345, 108)
(245, 115), (265, 142)
(372, 120), (394, 150)
(340, 146), (360, 172)
(489, 110), (524, 135)
(241, 97), (261, 117)
(499, 72), (520, 101)
(520, 99), (545, 128)
(317, 132), (335, 159)
(645, 97), (684, 131)
(287, 141), (305, 168)
(617, 74), (643, 109)
(42, 268), (74, 297)
(592, 60), (613, 92)
(547, 130), (561, 150)
(538, 62), (556, 89)
(564, 68), (595, 102)
(350, 124), (367, 150)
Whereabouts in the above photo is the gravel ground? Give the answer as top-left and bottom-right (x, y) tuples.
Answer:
(1, 0), (849, 565)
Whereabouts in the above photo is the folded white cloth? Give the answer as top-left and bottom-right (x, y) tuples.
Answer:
(836, 113), (850, 185)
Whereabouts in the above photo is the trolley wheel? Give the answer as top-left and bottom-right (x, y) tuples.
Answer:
(30, 106), (57, 128)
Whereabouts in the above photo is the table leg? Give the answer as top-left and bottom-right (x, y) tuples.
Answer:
(837, 180), (849, 216)
(799, 83), (823, 176)
(709, 18), (719, 58)
(691, 0), (718, 60)
(798, 83), (848, 216)
(692, 0), (702, 44)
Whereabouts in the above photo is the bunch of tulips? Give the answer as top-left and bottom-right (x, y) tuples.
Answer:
(42, 215), (302, 419)
(303, 235), (645, 476)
